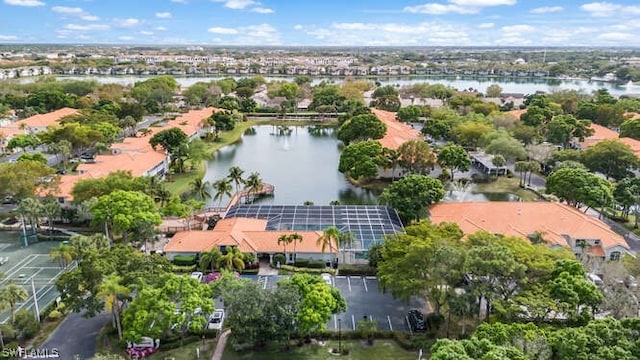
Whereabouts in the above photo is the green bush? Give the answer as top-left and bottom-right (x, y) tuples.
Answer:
(241, 268), (259, 275)
(158, 335), (201, 351)
(272, 253), (286, 267)
(172, 264), (197, 273)
(14, 309), (40, 340)
(425, 312), (444, 333)
(172, 255), (197, 266)
(338, 264), (377, 276)
(279, 264), (336, 275)
(47, 310), (62, 321)
(0, 323), (18, 342)
(306, 259), (327, 269)
(294, 258), (310, 267)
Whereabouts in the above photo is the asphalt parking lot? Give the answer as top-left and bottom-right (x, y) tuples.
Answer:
(247, 274), (426, 333)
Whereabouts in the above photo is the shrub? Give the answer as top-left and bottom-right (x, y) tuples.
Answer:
(0, 323), (18, 342)
(425, 312), (445, 333)
(47, 310), (62, 321)
(306, 260), (327, 269)
(172, 264), (197, 273)
(14, 309), (40, 340)
(294, 258), (310, 267)
(272, 253), (286, 267)
(241, 268), (259, 275)
(172, 255), (196, 266)
(279, 264), (336, 275)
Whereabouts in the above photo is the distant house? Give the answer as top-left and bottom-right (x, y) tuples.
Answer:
(371, 109), (422, 150)
(429, 202), (632, 261)
(0, 108), (79, 153)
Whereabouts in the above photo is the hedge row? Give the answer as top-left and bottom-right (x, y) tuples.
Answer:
(305, 330), (430, 351)
(294, 258), (327, 269)
(172, 255), (197, 266)
(337, 264), (377, 276)
(172, 264), (197, 273)
(279, 264), (336, 275)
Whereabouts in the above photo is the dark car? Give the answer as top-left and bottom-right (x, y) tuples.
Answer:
(407, 310), (426, 332)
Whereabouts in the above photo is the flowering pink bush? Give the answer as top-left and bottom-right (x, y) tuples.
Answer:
(204, 272), (222, 284)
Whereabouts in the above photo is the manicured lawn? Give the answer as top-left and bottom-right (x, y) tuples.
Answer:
(473, 177), (539, 202)
(222, 340), (418, 360)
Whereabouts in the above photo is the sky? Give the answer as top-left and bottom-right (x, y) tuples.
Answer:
(1, 0), (640, 46)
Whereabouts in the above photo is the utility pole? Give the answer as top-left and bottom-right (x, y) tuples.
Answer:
(31, 277), (40, 321)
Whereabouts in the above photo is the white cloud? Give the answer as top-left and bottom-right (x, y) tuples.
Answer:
(0, 35), (18, 40)
(404, 3), (475, 14)
(118, 36), (134, 41)
(4, 0), (45, 7)
(171, 0), (187, 3)
(155, 26), (167, 31)
(140, 31), (154, 35)
(478, 22), (494, 28)
(581, 2), (640, 17)
(211, 0), (256, 10)
(52, 6), (82, 14)
(81, 15), (99, 21)
(114, 18), (140, 27)
(596, 32), (635, 41)
(501, 24), (535, 33)
(404, 0), (514, 14)
(64, 23), (109, 31)
(293, 24), (303, 30)
(333, 23), (374, 31)
(530, 6), (563, 14)
(155, 12), (172, 18)
(208, 26), (239, 34)
(251, 7), (274, 13)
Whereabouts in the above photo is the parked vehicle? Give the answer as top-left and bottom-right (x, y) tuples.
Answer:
(588, 273), (603, 286)
(320, 273), (332, 286)
(407, 309), (426, 332)
(190, 271), (203, 283)
(625, 275), (638, 290)
(208, 309), (225, 330)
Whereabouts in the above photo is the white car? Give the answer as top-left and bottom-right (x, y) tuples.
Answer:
(320, 273), (332, 286)
(208, 310), (225, 330)
(190, 272), (203, 283)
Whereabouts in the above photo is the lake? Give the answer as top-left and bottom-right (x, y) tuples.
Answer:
(23, 75), (640, 97)
(203, 125), (380, 206)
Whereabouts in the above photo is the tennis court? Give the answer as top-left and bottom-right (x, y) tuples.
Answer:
(0, 232), (69, 324)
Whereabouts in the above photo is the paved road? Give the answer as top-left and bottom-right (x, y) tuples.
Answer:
(42, 311), (110, 360)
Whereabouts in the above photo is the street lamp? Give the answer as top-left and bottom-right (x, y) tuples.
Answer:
(338, 318), (342, 354)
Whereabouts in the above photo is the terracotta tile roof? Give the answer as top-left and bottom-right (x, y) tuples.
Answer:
(51, 108), (216, 200)
(429, 201), (629, 251)
(371, 108), (422, 150)
(580, 124), (620, 148)
(164, 217), (335, 254)
(618, 137), (640, 156)
(12, 108), (78, 129)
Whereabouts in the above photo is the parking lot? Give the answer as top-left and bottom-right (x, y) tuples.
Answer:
(247, 274), (427, 333)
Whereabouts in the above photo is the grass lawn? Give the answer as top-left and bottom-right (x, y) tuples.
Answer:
(473, 177), (539, 202)
(222, 340), (418, 360)
(147, 338), (217, 360)
(165, 121), (256, 196)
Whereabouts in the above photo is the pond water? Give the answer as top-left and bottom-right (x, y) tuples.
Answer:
(203, 125), (380, 206)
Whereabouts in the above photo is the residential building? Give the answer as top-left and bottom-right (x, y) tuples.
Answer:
(0, 107), (78, 153)
(371, 108), (423, 150)
(429, 202), (632, 261)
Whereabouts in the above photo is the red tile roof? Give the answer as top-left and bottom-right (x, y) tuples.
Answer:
(579, 124), (620, 148)
(164, 217), (336, 254)
(429, 201), (629, 251)
(505, 109), (526, 120)
(371, 108), (422, 150)
(13, 108), (78, 129)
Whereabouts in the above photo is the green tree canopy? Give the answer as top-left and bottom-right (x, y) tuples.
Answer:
(338, 140), (385, 180)
(582, 139), (638, 180)
(380, 174), (445, 222)
(336, 113), (387, 145)
(546, 167), (613, 210)
(91, 190), (161, 240)
(149, 127), (189, 154)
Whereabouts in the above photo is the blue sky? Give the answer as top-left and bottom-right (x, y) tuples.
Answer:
(1, 0), (640, 46)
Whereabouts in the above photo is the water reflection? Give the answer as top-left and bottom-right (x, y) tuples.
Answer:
(203, 125), (377, 206)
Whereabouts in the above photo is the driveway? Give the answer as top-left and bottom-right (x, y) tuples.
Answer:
(41, 311), (110, 360)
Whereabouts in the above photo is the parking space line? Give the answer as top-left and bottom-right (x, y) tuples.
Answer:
(263, 277), (268, 290)
(405, 316), (413, 336)
(351, 314), (356, 330)
(362, 277), (368, 292)
(334, 314), (337, 330)
(387, 315), (393, 331)
(347, 276), (352, 292)
(335, 275), (346, 279)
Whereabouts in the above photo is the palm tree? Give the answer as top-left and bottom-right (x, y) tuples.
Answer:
(244, 172), (264, 204)
(227, 166), (245, 194)
(41, 197), (61, 236)
(97, 274), (130, 341)
(289, 233), (303, 263)
(213, 178), (233, 209)
(278, 234), (293, 263)
(317, 226), (340, 266)
(199, 247), (222, 273)
(49, 243), (73, 270)
(514, 161), (527, 187)
(0, 274), (6, 350)
(219, 246), (245, 272)
(338, 231), (356, 265)
(0, 282), (28, 323)
(189, 178), (211, 201)
(19, 197), (43, 232)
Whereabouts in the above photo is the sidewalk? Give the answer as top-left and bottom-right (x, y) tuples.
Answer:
(211, 329), (230, 360)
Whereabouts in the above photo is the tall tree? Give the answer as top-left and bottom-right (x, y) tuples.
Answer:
(582, 139), (638, 180)
(317, 226), (340, 264)
(199, 247), (221, 273)
(289, 232), (303, 263)
(338, 140), (385, 181)
(90, 190), (162, 241)
(244, 172), (264, 203)
(189, 178), (211, 201)
(227, 166), (245, 194)
(278, 234), (293, 263)
(0, 282), (28, 323)
(336, 114), (387, 145)
(149, 127), (188, 154)
(50, 243), (74, 270)
(381, 174), (445, 222)
(212, 178), (233, 208)
(97, 274), (130, 341)
(437, 143), (471, 181)
(546, 167), (613, 211)
(396, 139), (437, 175)
(218, 246), (245, 272)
